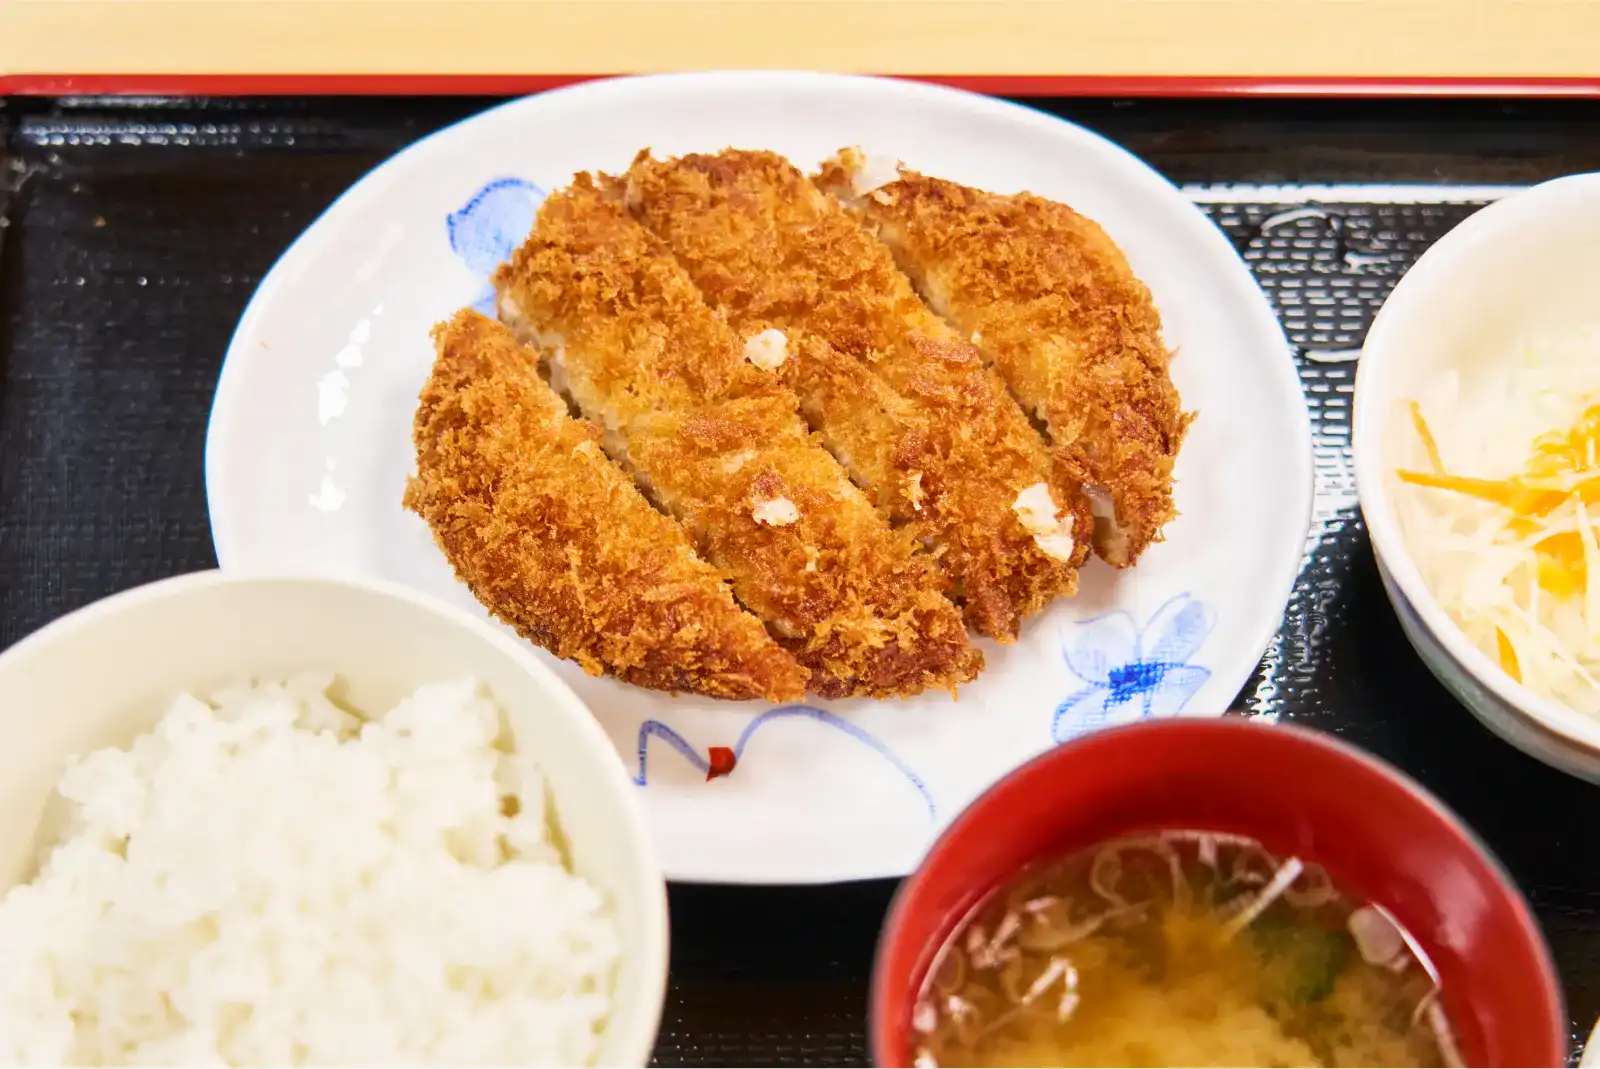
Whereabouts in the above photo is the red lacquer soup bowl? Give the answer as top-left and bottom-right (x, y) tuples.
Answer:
(871, 718), (1567, 1067)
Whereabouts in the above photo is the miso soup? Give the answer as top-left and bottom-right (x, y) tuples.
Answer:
(912, 831), (1460, 1068)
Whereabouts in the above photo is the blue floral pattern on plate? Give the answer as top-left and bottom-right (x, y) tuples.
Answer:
(1053, 593), (1214, 742)
(633, 705), (937, 819)
(446, 177), (545, 314)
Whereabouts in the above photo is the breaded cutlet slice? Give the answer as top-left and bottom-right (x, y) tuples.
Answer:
(816, 150), (1193, 567)
(620, 149), (1090, 642)
(405, 309), (807, 702)
(762, 328), (941, 530)
(627, 395), (979, 700)
(492, 178), (981, 699)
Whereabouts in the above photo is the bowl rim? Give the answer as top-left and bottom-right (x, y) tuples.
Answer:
(1353, 170), (1600, 760)
(868, 716), (1568, 1066)
(1581, 1014), (1600, 1068)
(0, 567), (670, 1066)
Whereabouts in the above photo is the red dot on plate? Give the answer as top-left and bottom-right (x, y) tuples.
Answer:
(706, 746), (737, 781)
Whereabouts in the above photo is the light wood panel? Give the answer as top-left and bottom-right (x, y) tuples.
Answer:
(4, 0), (1599, 89)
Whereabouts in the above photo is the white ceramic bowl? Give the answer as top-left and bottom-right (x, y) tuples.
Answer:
(0, 570), (668, 1066)
(1354, 172), (1600, 781)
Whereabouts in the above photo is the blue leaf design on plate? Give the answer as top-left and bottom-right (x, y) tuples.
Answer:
(1143, 663), (1212, 720)
(1062, 610), (1140, 684)
(633, 705), (936, 819)
(446, 177), (546, 277)
(468, 283), (498, 317)
(634, 720), (713, 778)
(1053, 593), (1216, 741)
(1053, 685), (1116, 743)
(1143, 594), (1215, 665)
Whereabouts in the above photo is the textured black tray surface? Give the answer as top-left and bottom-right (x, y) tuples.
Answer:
(3, 95), (1599, 1066)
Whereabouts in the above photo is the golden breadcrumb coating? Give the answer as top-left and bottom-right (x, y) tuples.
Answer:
(817, 149), (1192, 567)
(405, 310), (806, 702)
(621, 148), (1089, 641)
(493, 178), (981, 699)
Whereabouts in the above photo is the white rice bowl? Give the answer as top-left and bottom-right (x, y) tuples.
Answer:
(0, 673), (621, 1066)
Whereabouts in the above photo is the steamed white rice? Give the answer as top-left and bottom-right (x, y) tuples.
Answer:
(0, 674), (620, 1066)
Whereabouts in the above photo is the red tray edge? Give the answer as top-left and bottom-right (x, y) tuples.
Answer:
(5, 73), (1600, 98)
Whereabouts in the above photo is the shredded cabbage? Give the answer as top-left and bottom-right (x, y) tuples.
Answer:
(1393, 327), (1600, 719)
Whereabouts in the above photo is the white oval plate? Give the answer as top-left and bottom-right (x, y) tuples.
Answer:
(207, 72), (1312, 884)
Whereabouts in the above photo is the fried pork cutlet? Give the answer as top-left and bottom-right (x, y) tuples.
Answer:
(492, 178), (981, 699)
(405, 309), (807, 702)
(817, 150), (1192, 567)
(621, 149), (1090, 642)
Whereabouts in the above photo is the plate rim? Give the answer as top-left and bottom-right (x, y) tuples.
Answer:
(205, 71), (1315, 884)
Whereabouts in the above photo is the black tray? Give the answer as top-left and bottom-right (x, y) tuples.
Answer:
(2, 94), (1598, 1066)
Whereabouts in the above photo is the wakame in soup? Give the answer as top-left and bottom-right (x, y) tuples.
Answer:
(912, 832), (1461, 1068)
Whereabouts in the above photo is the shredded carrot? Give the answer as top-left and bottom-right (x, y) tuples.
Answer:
(1496, 626), (1522, 682)
(1535, 534), (1586, 599)
(1409, 401), (1444, 474)
(1394, 470), (1568, 516)
(1517, 475), (1600, 504)
(1400, 395), (1600, 609)
(1528, 401), (1600, 475)
(1396, 381), (1600, 710)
